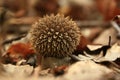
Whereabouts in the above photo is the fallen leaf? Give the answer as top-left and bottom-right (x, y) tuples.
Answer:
(104, 43), (120, 61)
(85, 44), (110, 55)
(76, 36), (91, 51)
(3, 64), (33, 77)
(93, 27), (117, 45)
(51, 65), (68, 76)
(3, 42), (35, 64)
(92, 43), (120, 62)
(62, 60), (113, 80)
(87, 45), (103, 51)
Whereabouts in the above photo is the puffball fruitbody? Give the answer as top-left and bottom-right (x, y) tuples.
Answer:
(30, 14), (81, 58)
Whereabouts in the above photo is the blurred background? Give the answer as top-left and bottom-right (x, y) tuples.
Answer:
(0, 0), (120, 46)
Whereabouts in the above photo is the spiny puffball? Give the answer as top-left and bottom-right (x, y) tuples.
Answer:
(30, 14), (81, 58)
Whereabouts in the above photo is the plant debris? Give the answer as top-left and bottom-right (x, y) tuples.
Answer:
(0, 0), (120, 80)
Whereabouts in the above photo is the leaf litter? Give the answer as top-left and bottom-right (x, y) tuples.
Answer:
(0, 0), (120, 80)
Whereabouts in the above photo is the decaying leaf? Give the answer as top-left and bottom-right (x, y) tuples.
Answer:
(3, 42), (35, 64)
(78, 43), (120, 62)
(87, 45), (103, 51)
(85, 44), (110, 56)
(0, 0), (120, 80)
(3, 64), (33, 77)
(96, 43), (120, 62)
(77, 43), (120, 73)
(62, 60), (114, 80)
(78, 54), (93, 61)
(76, 36), (91, 51)
(50, 65), (68, 76)
(93, 27), (117, 45)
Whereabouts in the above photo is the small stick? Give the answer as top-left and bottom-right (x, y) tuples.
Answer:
(76, 21), (110, 28)
(8, 17), (39, 25)
(68, 54), (81, 61)
(2, 34), (26, 45)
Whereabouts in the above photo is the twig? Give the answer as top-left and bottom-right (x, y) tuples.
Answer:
(2, 34), (26, 45)
(8, 17), (39, 25)
(76, 21), (110, 28)
(108, 36), (111, 46)
(68, 54), (81, 61)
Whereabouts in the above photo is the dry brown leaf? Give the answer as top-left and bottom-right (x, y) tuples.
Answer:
(78, 54), (93, 60)
(81, 43), (120, 62)
(97, 43), (120, 62)
(105, 43), (120, 60)
(3, 64), (33, 76)
(3, 42), (35, 63)
(93, 27), (117, 45)
(77, 44), (110, 61)
(76, 36), (91, 51)
(87, 45), (103, 51)
(50, 65), (68, 76)
(62, 60), (113, 80)
(85, 44), (110, 56)
(6, 43), (34, 56)
(77, 43), (120, 72)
